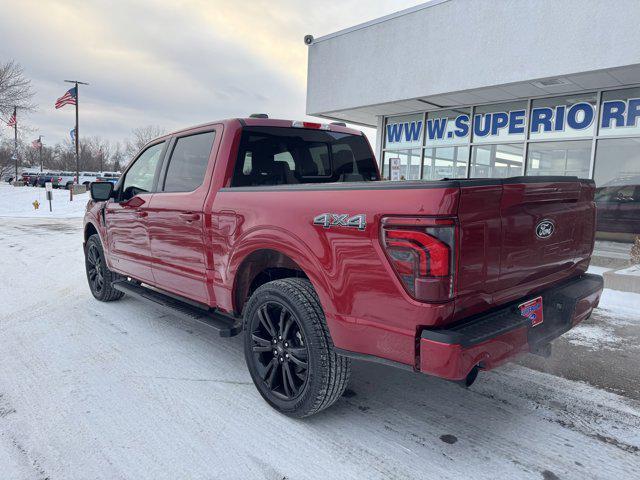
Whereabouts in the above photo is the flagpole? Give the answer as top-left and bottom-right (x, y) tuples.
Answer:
(75, 82), (79, 184)
(13, 106), (17, 183)
(39, 135), (44, 173)
(64, 80), (88, 185)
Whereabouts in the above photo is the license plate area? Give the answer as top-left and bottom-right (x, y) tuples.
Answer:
(518, 296), (544, 327)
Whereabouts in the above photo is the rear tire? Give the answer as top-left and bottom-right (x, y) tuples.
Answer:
(243, 278), (350, 418)
(85, 234), (124, 302)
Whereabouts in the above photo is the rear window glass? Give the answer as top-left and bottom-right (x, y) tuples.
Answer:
(231, 126), (379, 187)
(163, 131), (216, 192)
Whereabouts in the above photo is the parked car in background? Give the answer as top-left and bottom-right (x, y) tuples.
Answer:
(78, 172), (99, 187)
(21, 172), (38, 185)
(595, 175), (640, 238)
(96, 172), (120, 184)
(36, 172), (59, 188)
(54, 172), (76, 189)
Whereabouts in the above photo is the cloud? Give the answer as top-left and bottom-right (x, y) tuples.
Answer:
(0, 0), (422, 148)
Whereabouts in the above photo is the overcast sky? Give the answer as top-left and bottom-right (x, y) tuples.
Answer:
(0, 0), (422, 149)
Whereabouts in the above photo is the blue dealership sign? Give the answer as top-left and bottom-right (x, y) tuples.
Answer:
(385, 98), (640, 147)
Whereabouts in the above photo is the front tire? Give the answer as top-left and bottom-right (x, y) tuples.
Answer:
(243, 278), (350, 417)
(85, 234), (124, 302)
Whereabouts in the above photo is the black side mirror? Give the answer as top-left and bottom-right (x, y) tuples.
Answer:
(90, 181), (114, 201)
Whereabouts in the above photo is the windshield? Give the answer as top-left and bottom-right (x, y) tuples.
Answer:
(231, 126), (379, 187)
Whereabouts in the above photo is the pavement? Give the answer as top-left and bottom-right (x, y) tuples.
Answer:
(1, 217), (639, 480)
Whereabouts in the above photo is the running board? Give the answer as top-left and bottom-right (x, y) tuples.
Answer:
(112, 280), (242, 337)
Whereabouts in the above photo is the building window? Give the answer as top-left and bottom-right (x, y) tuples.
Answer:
(470, 143), (523, 178)
(384, 114), (423, 150)
(529, 93), (597, 141)
(423, 146), (469, 180)
(424, 109), (471, 147)
(527, 140), (591, 178)
(594, 137), (640, 187)
(599, 86), (640, 138)
(472, 101), (528, 144)
(383, 150), (421, 180)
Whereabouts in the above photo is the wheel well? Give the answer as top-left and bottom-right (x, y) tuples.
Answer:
(84, 222), (98, 243)
(234, 249), (308, 315)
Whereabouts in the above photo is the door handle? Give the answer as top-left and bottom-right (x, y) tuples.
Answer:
(179, 212), (200, 223)
(136, 210), (148, 218)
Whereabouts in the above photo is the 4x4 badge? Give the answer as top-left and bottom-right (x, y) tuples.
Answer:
(313, 213), (366, 231)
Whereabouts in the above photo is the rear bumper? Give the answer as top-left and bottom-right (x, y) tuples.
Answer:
(419, 274), (604, 380)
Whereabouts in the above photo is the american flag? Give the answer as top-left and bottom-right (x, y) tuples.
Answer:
(6, 112), (16, 127)
(70, 128), (76, 142)
(55, 87), (77, 109)
(32, 138), (42, 149)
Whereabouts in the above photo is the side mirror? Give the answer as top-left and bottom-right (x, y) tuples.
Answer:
(90, 181), (114, 201)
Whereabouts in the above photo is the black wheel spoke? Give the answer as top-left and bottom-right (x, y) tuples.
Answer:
(278, 308), (287, 337)
(282, 362), (292, 397)
(288, 353), (307, 369)
(251, 334), (272, 350)
(251, 333), (271, 346)
(288, 347), (308, 360)
(261, 358), (275, 381)
(258, 306), (276, 337)
(282, 316), (293, 339)
(283, 362), (298, 396)
(265, 359), (279, 389)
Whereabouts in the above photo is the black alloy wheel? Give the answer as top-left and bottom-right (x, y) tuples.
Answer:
(243, 278), (351, 417)
(86, 243), (105, 294)
(84, 234), (124, 302)
(250, 301), (309, 400)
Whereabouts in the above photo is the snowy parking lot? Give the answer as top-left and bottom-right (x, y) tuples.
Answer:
(1, 184), (640, 479)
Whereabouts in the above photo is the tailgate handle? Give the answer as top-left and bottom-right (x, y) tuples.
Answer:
(179, 212), (200, 223)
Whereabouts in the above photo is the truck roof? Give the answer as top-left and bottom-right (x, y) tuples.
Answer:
(166, 117), (364, 139)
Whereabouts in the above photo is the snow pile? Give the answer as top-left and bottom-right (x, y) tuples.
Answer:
(616, 264), (640, 277)
(0, 182), (88, 218)
(586, 265), (610, 276)
(598, 288), (640, 319)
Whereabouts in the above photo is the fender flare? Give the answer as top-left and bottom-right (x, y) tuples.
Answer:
(226, 225), (333, 315)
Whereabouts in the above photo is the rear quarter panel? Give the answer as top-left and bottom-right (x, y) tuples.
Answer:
(208, 185), (459, 365)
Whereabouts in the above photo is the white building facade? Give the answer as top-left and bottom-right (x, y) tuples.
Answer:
(306, 0), (640, 188)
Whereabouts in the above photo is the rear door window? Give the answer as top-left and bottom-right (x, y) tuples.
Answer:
(163, 131), (216, 192)
(231, 127), (379, 187)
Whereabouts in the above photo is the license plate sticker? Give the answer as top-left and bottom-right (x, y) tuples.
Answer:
(519, 296), (544, 327)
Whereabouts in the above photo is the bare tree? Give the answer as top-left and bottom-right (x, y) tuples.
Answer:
(0, 60), (35, 118)
(125, 125), (165, 158)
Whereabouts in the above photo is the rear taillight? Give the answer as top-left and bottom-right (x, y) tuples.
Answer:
(381, 217), (456, 302)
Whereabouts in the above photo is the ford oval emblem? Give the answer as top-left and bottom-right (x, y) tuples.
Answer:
(536, 220), (555, 239)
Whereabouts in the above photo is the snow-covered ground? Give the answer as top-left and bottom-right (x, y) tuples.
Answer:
(0, 182), (88, 218)
(1, 187), (640, 479)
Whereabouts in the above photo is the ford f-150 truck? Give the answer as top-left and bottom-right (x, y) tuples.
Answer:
(83, 116), (604, 417)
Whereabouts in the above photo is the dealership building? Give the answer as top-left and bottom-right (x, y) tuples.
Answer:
(306, 0), (640, 189)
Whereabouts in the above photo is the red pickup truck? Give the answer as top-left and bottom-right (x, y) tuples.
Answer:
(83, 117), (604, 417)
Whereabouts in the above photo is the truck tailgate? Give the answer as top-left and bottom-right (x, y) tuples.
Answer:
(454, 177), (596, 320)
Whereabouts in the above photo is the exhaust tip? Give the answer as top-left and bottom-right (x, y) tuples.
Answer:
(455, 365), (479, 388)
